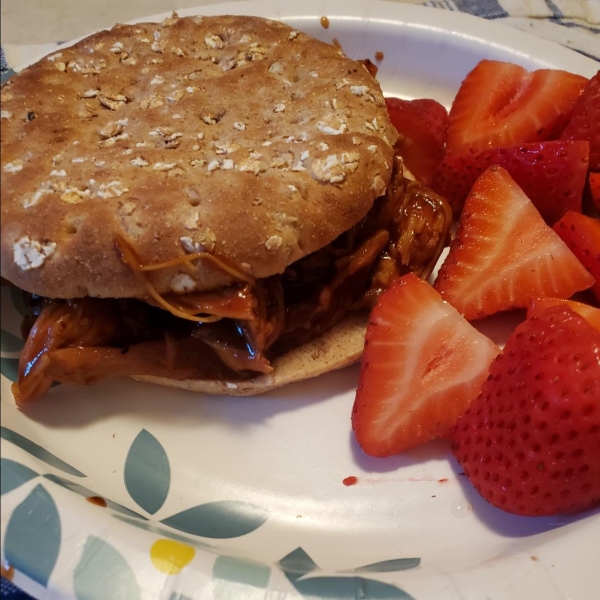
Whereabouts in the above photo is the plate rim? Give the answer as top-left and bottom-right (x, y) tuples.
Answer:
(9, 0), (598, 76)
(2, 2), (599, 599)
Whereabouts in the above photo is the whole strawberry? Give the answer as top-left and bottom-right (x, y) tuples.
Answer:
(431, 140), (590, 222)
(451, 305), (600, 517)
(561, 71), (600, 171)
(385, 97), (448, 187)
(553, 211), (600, 302)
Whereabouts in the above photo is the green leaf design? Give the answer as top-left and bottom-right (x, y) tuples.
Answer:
(112, 514), (213, 550)
(161, 500), (269, 539)
(293, 576), (416, 599)
(43, 474), (147, 520)
(1, 426), (86, 477)
(124, 429), (170, 514)
(213, 555), (270, 586)
(348, 558), (421, 573)
(3, 484), (61, 587)
(1, 357), (19, 382)
(1, 458), (38, 495)
(212, 556), (271, 600)
(1, 329), (24, 353)
(276, 550), (416, 598)
(73, 536), (142, 600)
(277, 547), (319, 583)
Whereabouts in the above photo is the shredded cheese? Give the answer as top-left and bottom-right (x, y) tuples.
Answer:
(114, 235), (254, 322)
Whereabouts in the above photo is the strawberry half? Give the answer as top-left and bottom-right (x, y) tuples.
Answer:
(433, 166), (595, 321)
(553, 211), (600, 301)
(589, 172), (600, 212)
(451, 305), (600, 517)
(447, 60), (588, 153)
(431, 141), (590, 223)
(527, 298), (600, 332)
(352, 273), (499, 457)
(385, 97), (448, 186)
(561, 71), (600, 171)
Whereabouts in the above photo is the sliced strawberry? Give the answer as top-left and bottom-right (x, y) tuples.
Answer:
(527, 298), (600, 332)
(431, 140), (589, 222)
(352, 273), (499, 457)
(433, 166), (595, 320)
(590, 172), (600, 212)
(553, 211), (600, 301)
(561, 71), (600, 171)
(451, 305), (600, 516)
(385, 97), (448, 186)
(447, 60), (588, 153)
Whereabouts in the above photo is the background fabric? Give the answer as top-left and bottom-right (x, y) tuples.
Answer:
(1, 576), (31, 600)
(1, 0), (599, 68)
(423, 0), (600, 59)
(0, 0), (597, 598)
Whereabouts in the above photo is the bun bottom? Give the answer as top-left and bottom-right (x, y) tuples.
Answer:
(134, 311), (369, 396)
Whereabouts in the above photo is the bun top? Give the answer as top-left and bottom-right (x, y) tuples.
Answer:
(1, 14), (396, 298)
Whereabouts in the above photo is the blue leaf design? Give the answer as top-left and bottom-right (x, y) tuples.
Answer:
(1, 426), (86, 477)
(9, 286), (28, 317)
(124, 429), (170, 514)
(348, 558), (421, 573)
(43, 474), (147, 520)
(1, 329), (24, 353)
(161, 500), (269, 539)
(277, 547), (319, 583)
(111, 514), (214, 550)
(73, 536), (141, 600)
(169, 594), (194, 600)
(3, 484), (61, 587)
(1, 458), (38, 495)
(293, 576), (415, 600)
(1, 68), (17, 85)
(1, 358), (19, 382)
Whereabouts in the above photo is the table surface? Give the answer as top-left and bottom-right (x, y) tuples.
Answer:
(2, 0), (598, 60)
(1, 0), (241, 44)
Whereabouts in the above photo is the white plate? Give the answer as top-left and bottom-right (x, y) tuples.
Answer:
(2, 2), (599, 599)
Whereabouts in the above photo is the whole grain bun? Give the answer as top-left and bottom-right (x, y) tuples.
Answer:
(135, 310), (368, 395)
(1, 14), (396, 299)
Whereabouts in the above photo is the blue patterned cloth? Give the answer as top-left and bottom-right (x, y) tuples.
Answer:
(1, 576), (33, 599)
(422, 0), (600, 60)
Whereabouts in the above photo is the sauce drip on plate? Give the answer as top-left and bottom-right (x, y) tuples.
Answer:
(1, 562), (14, 581)
(86, 496), (108, 507)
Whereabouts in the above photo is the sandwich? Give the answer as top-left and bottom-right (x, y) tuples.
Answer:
(1, 14), (452, 403)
